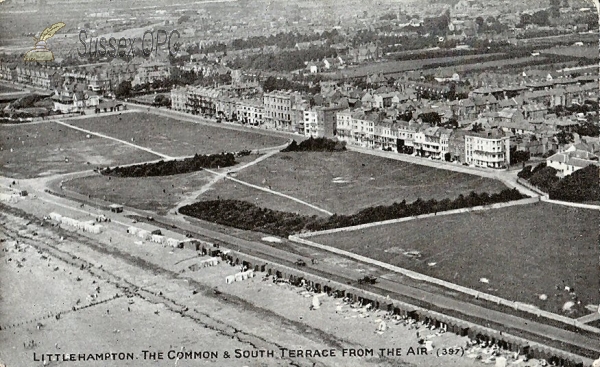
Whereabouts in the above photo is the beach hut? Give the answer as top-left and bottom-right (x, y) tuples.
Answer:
(151, 234), (165, 244)
(0, 193), (18, 203)
(225, 275), (235, 284)
(137, 230), (150, 240)
(109, 204), (123, 213)
(234, 272), (244, 282)
(127, 226), (139, 235)
(166, 238), (180, 248)
(494, 356), (507, 367)
(312, 295), (321, 309)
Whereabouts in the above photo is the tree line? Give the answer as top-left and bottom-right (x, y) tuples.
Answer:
(179, 188), (527, 237)
(519, 163), (599, 202)
(101, 153), (236, 177)
(229, 46), (338, 72)
(282, 137), (347, 152)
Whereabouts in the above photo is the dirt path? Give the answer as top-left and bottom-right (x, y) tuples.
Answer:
(176, 149), (283, 209)
(53, 119), (171, 159)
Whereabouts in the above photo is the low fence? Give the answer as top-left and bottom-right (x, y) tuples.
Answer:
(287, 235), (599, 338)
(516, 178), (548, 197)
(218, 250), (589, 367)
(296, 197), (540, 239)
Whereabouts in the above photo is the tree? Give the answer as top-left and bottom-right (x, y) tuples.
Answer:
(471, 122), (484, 132)
(531, 10), (550, 26)
(555, 130), (574, 145)
(510, 148), (530, 165)
(114, 80), (132, 98)
(518, 165), (533, 179)
(419, 112), (441, 125)
(549, 165), (600, 202)
(529, 166), (558, 191)
(475, 16), (485, 29)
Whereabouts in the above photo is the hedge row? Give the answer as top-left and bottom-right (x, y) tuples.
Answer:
(282, 137), (346, 152)
(179, 188), (527, 237)
(101, 153), (236, 177)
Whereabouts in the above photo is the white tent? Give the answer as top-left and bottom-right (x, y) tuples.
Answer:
(312, 295), (321, 309)
(377, 321), (387, 331)
(166, 238), (180, 248)
(494, 356), (507, 367)
(49, 212), (62, 221)
(225, 275), (235, 284)
(151, 234), (165, 244)
(234, 273), (244, 282)
(243, 270), (254, 278)
(137, 230), (150, 240)
(127, 226), (139, 235)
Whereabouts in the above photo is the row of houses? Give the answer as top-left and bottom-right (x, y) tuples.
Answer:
(546, 142), (600, 177)
(0, 60), (172, 93)
(336, 112), (511, 168)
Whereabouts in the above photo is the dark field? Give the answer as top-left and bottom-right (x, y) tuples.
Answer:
(312, 202), (599, 316)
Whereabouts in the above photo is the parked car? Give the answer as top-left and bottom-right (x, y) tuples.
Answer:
(295, 259), (306, 267)
(357, 275), (378, 285)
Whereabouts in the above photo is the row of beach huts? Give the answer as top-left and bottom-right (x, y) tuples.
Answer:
(49, 212), (103, 234)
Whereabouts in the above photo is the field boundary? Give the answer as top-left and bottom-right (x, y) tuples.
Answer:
(540, 197), (600, 210)
(288, 232), (600, 335)
(516, 178), (549, 197)
(295, 197), (540, 238)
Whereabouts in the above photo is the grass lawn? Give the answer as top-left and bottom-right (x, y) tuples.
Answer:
(0, 123), (159, 178)
(200, 178), (330, 217)
(312, 202), (599, 316)
(205, 151), (508, 216)
(62, 155), (262, 216)
(69, 112), (288, 157)
(63, 171), (215, 215)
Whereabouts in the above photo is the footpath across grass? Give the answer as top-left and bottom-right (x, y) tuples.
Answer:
(69, 112), (288, 157)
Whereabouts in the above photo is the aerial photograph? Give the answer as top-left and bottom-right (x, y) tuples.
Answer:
(0, 0), (599, 366)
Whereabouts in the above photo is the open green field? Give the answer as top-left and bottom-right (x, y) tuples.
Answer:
(63, 171), (214, 215)
(61, 155), (260, 216)
(69, 112), (288, 157)
(541, 45), (598, 60)
(0, 122), (159, 178)
(312, 202), (599, 316)
(203, 151), (508, 216)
